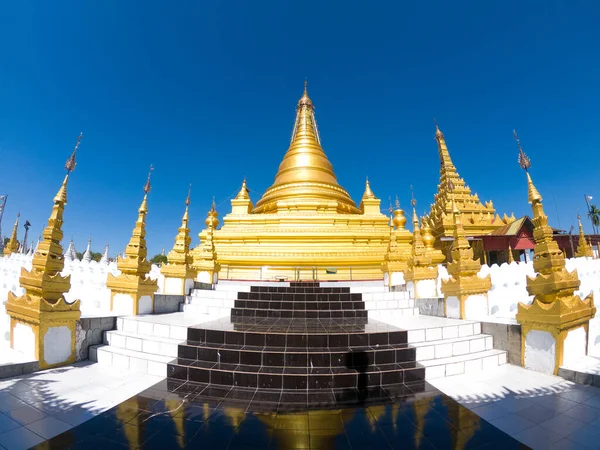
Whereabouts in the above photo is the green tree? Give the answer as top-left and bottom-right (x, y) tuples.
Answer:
(588, 205), (600, 232)
(76, 251), (103, 262)
(151, 254), (168, 265)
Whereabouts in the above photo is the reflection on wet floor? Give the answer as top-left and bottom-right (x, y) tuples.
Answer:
(35, 379), (529, 449)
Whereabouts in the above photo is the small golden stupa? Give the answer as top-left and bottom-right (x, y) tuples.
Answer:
(212, 83), (390, 281)
(6, 135), (82, 369)
(107, 166), (158, 315)
(514, 131), (595, 374)
(161, 185), (197, 294)
(575, 214), (594, 258)
(381, 196), (412, 282)
(3, 213), (20, 256)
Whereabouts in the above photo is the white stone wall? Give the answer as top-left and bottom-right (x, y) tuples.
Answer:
(61, 258), (120, 315)
(478, 261), (535, 319)
(0, 249), (164, 351)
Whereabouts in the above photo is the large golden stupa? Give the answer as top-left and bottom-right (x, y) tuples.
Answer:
(210, 83), (391, 281)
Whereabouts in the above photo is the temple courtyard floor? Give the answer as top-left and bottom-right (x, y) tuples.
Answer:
(0, 361), (599, 449)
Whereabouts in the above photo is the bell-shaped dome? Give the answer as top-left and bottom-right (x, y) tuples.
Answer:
(252, 83), (359, 214)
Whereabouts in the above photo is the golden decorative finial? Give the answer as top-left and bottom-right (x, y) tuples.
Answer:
(395, 195), (401, 210)
(186, 184), (192, 206)
(144, 165), (153, 194)
(514, 130), (531, 171)
(434, 118), (443, 137)
(235, 178), (250, 200)
(211, 196), (216, 212)
(410, 185), (416, 208)
(508, 244), (515, 263)
(304, 78), (308, 92)
(514, 130), (541, 204)
(65, 133), (82, 173)
(363, 177), (375, 199)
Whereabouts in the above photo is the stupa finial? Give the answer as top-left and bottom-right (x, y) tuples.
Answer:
(514, 130), (542, 205)
(144, 164), (153, 194)
(186, 183), (192, 207)
(362, 177), (375, 200)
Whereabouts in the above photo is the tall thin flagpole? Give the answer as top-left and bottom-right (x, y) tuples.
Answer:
(0, 195), (6, 250)
(584, 194), (597, 235)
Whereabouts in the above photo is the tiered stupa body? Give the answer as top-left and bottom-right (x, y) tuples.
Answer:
(213, 85), (391, 281)
(427, 125), (514, 260)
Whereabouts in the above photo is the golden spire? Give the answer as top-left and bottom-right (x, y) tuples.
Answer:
(515, 130), (542, 204)
(362, 177), (375, 200)
(253, 82), (359, 214)
(19, 134), (83, 301)
(576, 214), (593, 257)
(514, 130), (595, 375)
(3, 213), (20, 256)
(514, 132), (581, 301)
(428, 122), (504, 240)
(235, 178), (250, 200)
(118, 166), (153, 277)
(164, 186), (195, 278)
(508, 244), (515, 263)
(191, 199), (220, 276)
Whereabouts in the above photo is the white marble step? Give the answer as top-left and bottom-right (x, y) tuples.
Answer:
(89, 344), (172, 376)
(104, 330), (183, 357)
(364, 299), (415, 310)
(380, 317), (482, 344)
(182, 303), (232, 317)
(190, 290), (240, 300)
(420, 349), (507, 380)
(186, 296), (235, 308)
(362, 292), (410, 301)
(412, 334), (493, 361)
(368, 308), (420, 319)
(116, 313), (207, 340)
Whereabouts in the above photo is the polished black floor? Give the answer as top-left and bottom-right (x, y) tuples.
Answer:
(36, 378), (529, 449)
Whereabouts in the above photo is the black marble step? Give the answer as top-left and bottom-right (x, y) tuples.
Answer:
(230, 308), (368, 319)
(234, 299), (365, 310)
(177, 341), (416, 368)
(187, 325), (407, 348)
(167, 358), (425, 389)
(239, 292), (362, 302)
(250, 286), (352, 294)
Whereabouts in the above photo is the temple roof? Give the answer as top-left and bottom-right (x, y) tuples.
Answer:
(252, 83), (360, 214)
(427, 124), (512, 237)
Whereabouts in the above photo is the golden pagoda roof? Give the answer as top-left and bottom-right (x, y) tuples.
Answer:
(427, 124), (511, 237)
(253, 82), (360, 214)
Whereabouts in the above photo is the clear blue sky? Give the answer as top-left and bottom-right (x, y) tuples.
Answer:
(1, 1), (599, 257)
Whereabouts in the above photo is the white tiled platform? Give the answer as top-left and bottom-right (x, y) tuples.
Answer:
(0, 361), (162, 450)
(431, 363), (600, 449)
(559, 356), (600, 386)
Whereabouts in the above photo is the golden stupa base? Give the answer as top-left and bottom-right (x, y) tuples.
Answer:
(405, 266), (438, 299)
(382, 261), (408, 287)
(161, 264), (196, 295)
(107, 273), (158, 315)
(516, 294), (595, 375)
(6, 291), (81, 370)
(442, 274), (491, 319)
(219, 264), (384, 282)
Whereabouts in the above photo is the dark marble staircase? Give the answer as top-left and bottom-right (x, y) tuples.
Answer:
(167, 282), (424, 390)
